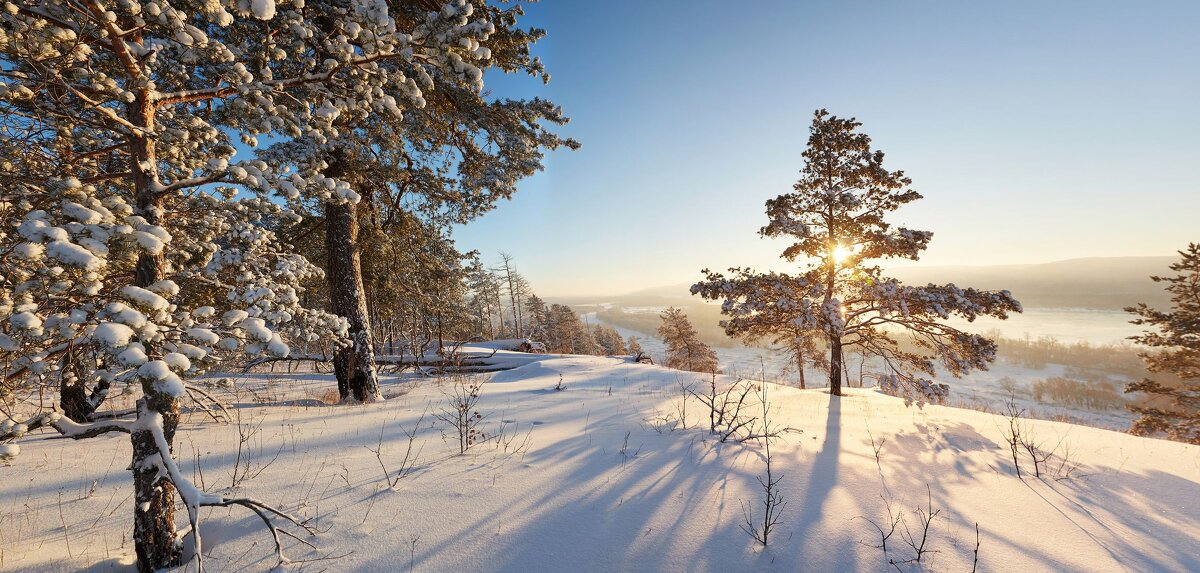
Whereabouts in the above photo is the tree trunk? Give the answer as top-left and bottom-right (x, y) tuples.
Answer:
(495, 296), (506, 338)
(59, 345), (97, 422)
(828, 336), (843, 397)
(796, 349), (807, 390)
(132, 395), (181, 571)
(128, 89), (184, 572)
(59, 379), (92, 422)
(324, 193), (381, 403)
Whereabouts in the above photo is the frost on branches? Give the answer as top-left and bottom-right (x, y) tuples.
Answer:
(692, 109), (1021, 405)
(1125, 243), (1200, 444)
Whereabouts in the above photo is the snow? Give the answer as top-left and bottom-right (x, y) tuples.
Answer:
(92, 322), (135, 348)
(137, 360), (172, 381)
(236, 316), (273, 342)
(120, 285), (169, 311)
(131, 231), (166, 254)
(46, 240), (103, 270)
(186, 328), (221, 345)
(61, 201), (103, 225)
(162, 352), (191, 372)
(153, 371), (186, 397)
(9, 311), (42, 331)
(2, 351), (1197, 572)
(139, 360), (186, 397)
(265, 334), (289, 357)
(193, 306), (216, 318)
(117, 346), (149, 366)
(251, 0), (275, 20)
(222, 309), (249, 326)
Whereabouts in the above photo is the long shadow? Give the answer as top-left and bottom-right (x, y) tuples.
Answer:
(790, 393), (841, 548)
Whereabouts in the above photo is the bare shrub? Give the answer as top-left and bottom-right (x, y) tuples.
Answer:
(1002, 396), (1028, 479)
(690, 374), (758, 442)
(367, 410), (427, 488)
(899, 485), (941, 564)
(857, 494), (901, 552)
(229, 408), (283, 489)
(435, 376), (487, 454)
(740, 380), (786, 546)
(971, 522), (981, 573)
(618, 431), (641, 465)
(1002, 395), (1079, 480)
(643, 413), (678, 434)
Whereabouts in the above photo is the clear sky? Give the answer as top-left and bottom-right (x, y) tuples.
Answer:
(453, 1), (1200, 297)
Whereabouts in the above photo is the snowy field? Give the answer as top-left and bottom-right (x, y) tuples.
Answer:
(2, 346), (1198, 572)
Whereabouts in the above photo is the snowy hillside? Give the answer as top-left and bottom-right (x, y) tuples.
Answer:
(2, 347), (1198, 572)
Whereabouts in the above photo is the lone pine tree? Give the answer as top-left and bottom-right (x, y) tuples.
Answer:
(692, 109), (1021, 402)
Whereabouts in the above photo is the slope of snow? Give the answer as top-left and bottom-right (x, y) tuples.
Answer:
(1, 351), (1197, 572)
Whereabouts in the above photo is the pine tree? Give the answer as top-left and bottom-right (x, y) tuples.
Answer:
(0, 1), (375, 568)
(627, 336), (645, 357)
(349, 212), (475, 359)
(658, 307), (719, 374)
(693, 110), (1021, 403)
(592, 324), (628, 355)
(524, 294), (550, 341)
(1125, 243), (1200, 444)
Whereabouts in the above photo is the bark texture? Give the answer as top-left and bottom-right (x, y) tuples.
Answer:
(324, 196), (381, 402)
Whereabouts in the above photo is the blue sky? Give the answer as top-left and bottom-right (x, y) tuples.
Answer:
(453, 1), (1200, 296)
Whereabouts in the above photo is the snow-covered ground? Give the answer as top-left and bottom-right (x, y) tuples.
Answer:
(3, 347), (1198, 572)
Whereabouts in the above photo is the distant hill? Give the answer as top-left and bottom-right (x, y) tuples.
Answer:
(885, 256), (1174, 310)
(573, 256), (1175, 312)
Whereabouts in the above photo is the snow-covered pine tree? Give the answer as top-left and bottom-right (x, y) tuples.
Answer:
(0, 0), (450, 568)
(1125, 243), (1200, 444)
(658, 307), (719, 374)
(692, 109), (1021, 402)
(689, 270), (825, 389)
(259, 0), (577, 401)
(468, 262), (505, 338)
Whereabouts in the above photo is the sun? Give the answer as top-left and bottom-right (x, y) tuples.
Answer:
(832, 244), (854, 265)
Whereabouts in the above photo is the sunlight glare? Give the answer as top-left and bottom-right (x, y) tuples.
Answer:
(833, 245), (854, 265)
